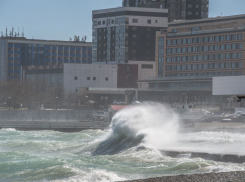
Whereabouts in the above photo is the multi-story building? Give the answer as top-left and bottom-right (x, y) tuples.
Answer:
(0, 37), (92, 81)
(122, 0), (209, 22)
(92, 7), (168, 65)
(155, 14), (245, 78)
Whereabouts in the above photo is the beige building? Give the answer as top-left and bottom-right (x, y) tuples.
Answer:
(155, 14), (245, 78)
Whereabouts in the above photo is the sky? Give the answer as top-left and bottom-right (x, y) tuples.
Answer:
(0, 0), (245, 42)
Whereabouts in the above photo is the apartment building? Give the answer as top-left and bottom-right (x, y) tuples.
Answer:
(122, 0), (209, 22)
(92, 7), (168, 64)
(0, 37), (92, 81)
(155, 14), (245, 78)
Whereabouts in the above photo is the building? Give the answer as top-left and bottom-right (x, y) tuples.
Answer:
(122, 0), (209, 22)
(26, 63), (139, 94)
(92, 7), (168, 64)
(0, 36), (92, 81)
(155, 14), (245, 78)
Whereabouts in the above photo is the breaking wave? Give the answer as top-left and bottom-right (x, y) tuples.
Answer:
(92, 103), (179, 155)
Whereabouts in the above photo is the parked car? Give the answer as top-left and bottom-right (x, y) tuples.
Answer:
(113, 100), (125, 105)
(131, 101), (141, 105)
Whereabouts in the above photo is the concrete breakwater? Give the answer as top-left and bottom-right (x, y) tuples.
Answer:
(0, 110), (93, 122)
(0, 110), (110, 132)
(160, 150), (245, 163)
(0, 120), (110, 132)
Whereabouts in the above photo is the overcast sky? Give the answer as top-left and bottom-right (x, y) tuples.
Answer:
(0, 0), (245, 42)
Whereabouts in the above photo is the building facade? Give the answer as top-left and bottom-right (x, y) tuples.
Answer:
(0, 37), (92, 81)
(155, 14), (245, 78)
(92, 7), (168, 64)
(122, 0), (209, 22)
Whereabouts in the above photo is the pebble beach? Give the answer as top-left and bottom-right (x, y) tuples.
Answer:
(123, 171), (245, 182)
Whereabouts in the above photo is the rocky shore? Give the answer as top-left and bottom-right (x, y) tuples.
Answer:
(123, 171), (245, 182)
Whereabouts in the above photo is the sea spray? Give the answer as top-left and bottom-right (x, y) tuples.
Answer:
(92, 103), (179, 155)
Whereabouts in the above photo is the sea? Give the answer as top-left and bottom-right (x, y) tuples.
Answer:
(1, 104), (245, 182)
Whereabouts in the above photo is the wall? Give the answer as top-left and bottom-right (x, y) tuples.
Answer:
(128, 61), (156, 80)
(117, 64), (138, 88)
(63, 64), (118, 93)
(213, 76), (245, 95)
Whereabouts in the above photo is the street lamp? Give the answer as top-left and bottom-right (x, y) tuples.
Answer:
(55, 96), (58, 110)
(8, 97), (11, 111)
(85, 96), (88, 108)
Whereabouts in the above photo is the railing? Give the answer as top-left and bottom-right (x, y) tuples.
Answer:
(168, 27), (245, 37)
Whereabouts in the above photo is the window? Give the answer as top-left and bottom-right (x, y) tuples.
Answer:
(220, 35), (225, 41)
(182, 56), (186, 61)
(188, 4), (192, 8)
(198, 64), (202, 69)
(147, 20), (151, 24)
(155, 20), (158, 23)
(220, 63), (225, 68)
(166, 57), (171, 62)
(220, 54), (224, 59)
(93, 77), (96, 80)
(208, 63), (213, 69)
(204, 37), (208, 42)
(232, 53), (237, 59)
(215, 54), (219, 60)
(187, 65), (192, 70)
(238, 43), (243, 49)
(203, 55), (208, 60)
(225, 53), (231, 59)
(74, 76), (78, 80)
(105, 77), (108, 81)
(132, 19), (138, 23)
(214, 45), (219, 51)
(187, 38), (191, 44)
(198, 37), (203, 43)
(226, 44), (230, 50)
(193, 38), (197, 43)
(172, 48), (176, 53)
(214, 63), (219, 69)
(226, 35), (231, 41)
(204, 46), (208, 51)
(198, 55), (202, 61)
(183, 39), (187, 44)
(198, 46), (203, 52)
(238, 34), (243, 40)
(231, 62), (236, 68)
(220, 45), (225, 50)
(232, 34), (237, 40)
(238, 52), (242, 58)
(232, 44), (236, 49)
(203, 64), (208, 69)
(215, 36), (219, 42)
(87, 77), (90, 80)
(103, 21), (105, 25)
(182, 65), (186, 70)
(209, 45), (214, 51)
(193, 64), (197, 69)
(209, 36), (213, 42)
(142, 64), (153, 69)
(188, 47), (192, 52)
(193, 55), (197, 61)
(98, 21), (101, 25)
(225, 63), (230, 68)
(182, 47), (186, 53)
(177, 48), (181, 53)
(167, 40), (171, 45)
(177, 57), (181, 62)
(177, 65), (181, 70)
(177, 39), (181, 44)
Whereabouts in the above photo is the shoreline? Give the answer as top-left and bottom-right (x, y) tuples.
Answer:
(123, 171), (245, 182)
